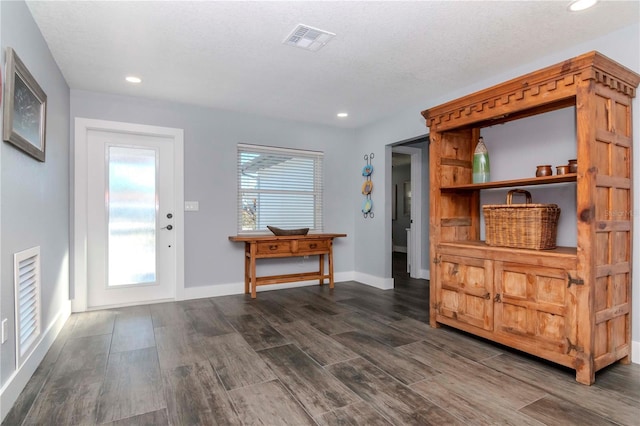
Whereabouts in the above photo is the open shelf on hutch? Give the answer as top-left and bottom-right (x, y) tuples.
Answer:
(439, 240), (576, 256)
(441, 173), (577, 192)
(423, 51), (639, 385)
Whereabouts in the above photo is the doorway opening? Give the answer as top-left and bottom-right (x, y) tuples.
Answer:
(390, 135), (429, 288)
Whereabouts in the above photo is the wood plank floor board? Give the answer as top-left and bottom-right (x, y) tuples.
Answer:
(337, 297), (408, 323)
(50, 334), (111, 381)
(590, 363), (640, 402)
(314, 401), (394, 426)
(20, 370), (104, 426)
(224, 313), (289, 350)
(327, 358), (463, 426)
(178, 298), (215, 310)
(246, 298), (299, 325)
(1, 315), (79, 426)
(284, 302), (347, 320)
(258, 343), (360, 417)
(110, 306), (155, 353)
(162, 361), (241, 425)
(303, 283), (359, 302)
(295, 310), (358, 336)
(185, 305), (236, 338)
(101, 409), (170, 426)
(519, 395), (618, 426)
(342, 291), (430, 323)
(260, 287), (322, 307)
(199, 332), (277, 390)
(153, 325), (206, 371)
(95, 347), (165, 424)
(333, 331), (439, 385)
(210, 295), (262, 317)
(228, 380), (317, 426)
(399, 341), (546, 409)
(70, 310), (116, 339)
(149, 302), (191, 329)
(390, 317), (503, 362)
(481, 353), (640, 425)
(274, 320), (358, 367)
(410, 377), (546, 426)
(340, 313), (420, 347)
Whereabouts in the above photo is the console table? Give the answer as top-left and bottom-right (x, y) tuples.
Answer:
(228, 233), (346, 298)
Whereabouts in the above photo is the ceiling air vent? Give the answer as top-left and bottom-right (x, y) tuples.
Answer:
(283, 24), (335, 52)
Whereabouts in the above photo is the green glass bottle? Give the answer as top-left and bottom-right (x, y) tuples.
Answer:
(472, 136), (490, 183)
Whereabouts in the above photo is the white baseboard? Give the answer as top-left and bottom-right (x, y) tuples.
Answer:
(392, 246), (407, 253)
(420, 268), (430, 280)
(632, 340), (640, 364)
(353, 272), (394, 290)
(0, 301), (71, 422)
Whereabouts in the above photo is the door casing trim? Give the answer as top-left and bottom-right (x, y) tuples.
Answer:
(73, 118), (185, 312)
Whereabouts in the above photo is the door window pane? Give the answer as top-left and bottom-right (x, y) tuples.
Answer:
(108, 146), (157, 286)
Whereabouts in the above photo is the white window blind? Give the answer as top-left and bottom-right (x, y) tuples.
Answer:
(237, 144), (324, 233)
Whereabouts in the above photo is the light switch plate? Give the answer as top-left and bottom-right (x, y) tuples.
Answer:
(184, 201), (199, 211)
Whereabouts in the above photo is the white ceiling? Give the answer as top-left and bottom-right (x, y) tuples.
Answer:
(26, 1), (639, 129)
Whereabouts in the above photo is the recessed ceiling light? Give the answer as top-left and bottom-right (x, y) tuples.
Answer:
(125, 76), (142, 84)
(337, 112), (348, 118)
(568, 0), (598, 12)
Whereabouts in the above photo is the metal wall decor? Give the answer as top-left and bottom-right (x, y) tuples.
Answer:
(361, 153), (374, 218)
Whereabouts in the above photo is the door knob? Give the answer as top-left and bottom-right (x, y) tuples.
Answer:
(161, 224), (173, 230)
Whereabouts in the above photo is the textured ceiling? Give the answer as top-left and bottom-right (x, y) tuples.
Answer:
(26, 1), (639, 129)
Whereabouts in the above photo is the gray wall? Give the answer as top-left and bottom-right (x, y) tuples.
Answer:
(0, 0), (70, 385)
(354, 23), (640, 341)
(70, 90), (357, 290)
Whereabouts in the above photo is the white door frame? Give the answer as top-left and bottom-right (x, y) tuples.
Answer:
(391, 145), (423, 279)
(73, 118), (185, 312)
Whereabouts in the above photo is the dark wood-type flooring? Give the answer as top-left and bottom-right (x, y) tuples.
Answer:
(4, 252), (639, 425)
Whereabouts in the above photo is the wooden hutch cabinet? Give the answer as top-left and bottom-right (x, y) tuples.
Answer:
(422, 52), (640, 384)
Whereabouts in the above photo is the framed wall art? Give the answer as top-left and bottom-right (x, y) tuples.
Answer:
(3, 47), (47, 162)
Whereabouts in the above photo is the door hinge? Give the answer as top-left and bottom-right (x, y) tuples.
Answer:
(567, 273), (584, 288)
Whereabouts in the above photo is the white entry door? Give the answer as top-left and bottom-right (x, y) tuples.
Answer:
(85, 129), (177, 308)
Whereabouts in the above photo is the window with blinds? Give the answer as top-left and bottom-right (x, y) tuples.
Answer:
(237, 144), (324, 233)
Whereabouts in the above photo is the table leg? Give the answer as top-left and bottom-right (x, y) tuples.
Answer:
(328, 242), (335, 289)
(244, 247), (250, 294)
(250, 243), (257, 298)
(319, 254), (325, 285)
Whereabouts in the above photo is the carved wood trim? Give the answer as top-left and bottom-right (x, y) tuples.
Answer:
(422, 51), (640, 132)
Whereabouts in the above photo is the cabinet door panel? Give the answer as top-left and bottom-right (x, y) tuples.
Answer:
(437, 255), (493, 331)
(495, 262), (569, 354)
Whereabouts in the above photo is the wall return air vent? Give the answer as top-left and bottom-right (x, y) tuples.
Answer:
(283, 24), (335, 52)
(14, 246), (41, 368)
